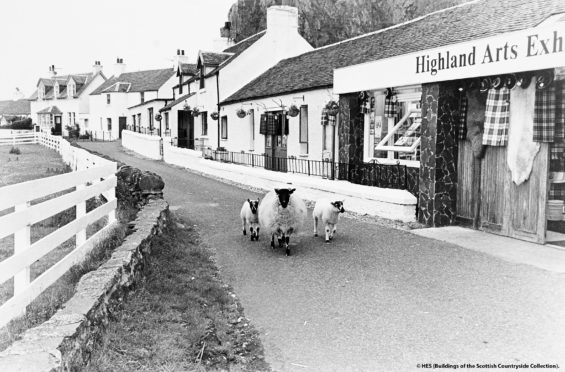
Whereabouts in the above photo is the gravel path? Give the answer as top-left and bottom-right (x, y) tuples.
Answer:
(81, 141), (565, 372)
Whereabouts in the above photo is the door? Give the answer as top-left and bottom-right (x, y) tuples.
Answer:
(118, 117), (127, 139)
(264, 113), (287, 172)
(178, 111), (189, 148)
(54, 115), (62, 135)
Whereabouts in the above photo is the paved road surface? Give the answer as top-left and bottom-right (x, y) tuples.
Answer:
(82, 142), (565, 371)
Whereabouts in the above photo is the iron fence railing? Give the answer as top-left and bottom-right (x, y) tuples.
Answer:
(126, 125), (160, 136)
(208, 150), (416, 192)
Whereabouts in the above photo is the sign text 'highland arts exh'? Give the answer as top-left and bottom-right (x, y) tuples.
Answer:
(416, 30), (563, 76)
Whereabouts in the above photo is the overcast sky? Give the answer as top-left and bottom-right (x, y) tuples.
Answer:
(0, 0), (236, 99)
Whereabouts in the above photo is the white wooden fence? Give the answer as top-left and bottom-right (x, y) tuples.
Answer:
(0, 132), (117, 328)
(0, 131), (37, 146)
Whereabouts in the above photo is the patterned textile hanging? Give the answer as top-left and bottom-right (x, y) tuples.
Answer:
(384, 95), (397, 118)
(482, 87), (511, 146)
(458, 93), (468, 141)
(266, 113), (277, 135)
(320, 108), (329, 126)
(532, 85), (556, 143)
(259, 114), (267, 135)
(554, 81), (565, 143)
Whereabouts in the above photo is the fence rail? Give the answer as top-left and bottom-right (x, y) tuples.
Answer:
(209, 150), (414, 191)
(0, 132), (117, 328)
(0, 132), (37, 146)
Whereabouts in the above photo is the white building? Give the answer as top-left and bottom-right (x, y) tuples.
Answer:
(160, 5), (313, 151)
(89, 59), (176, 140)
(29, 63), (106, 135)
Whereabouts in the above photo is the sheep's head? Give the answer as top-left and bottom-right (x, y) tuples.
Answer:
(332, 200), (345, 213)
(247, 198), (259, 214)
(274, 188), (295, 209)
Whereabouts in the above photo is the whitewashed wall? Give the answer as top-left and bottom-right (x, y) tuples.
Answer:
(121, 130), (161, 159)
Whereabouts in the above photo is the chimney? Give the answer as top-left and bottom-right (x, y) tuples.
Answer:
(174, 49), (190, 70)
(93, 60), (103, 75)
(114, 58), (126, 77)
(13, 87), (24, 101)
(213, 21), (234, 52)
(266, 5), (299, 36)
(49, 64), (57, 77)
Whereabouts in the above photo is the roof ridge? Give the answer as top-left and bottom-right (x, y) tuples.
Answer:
(223, 30), (266, 51)
(302, 0), (482, 55)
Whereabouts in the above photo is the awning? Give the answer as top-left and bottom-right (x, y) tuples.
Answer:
(36, 105), (62, 115)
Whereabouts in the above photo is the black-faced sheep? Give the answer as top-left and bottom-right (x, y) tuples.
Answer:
(258, 188), (306, 256)
(240, 198), (260, 241)
(313, 199), (345, 243)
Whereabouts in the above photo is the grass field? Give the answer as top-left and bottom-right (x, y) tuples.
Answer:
(0, 144), (131, 352)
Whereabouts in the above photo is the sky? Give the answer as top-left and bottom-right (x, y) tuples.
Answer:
(0, 0), (237, 100)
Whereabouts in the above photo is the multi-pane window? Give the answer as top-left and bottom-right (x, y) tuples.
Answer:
(107, 118), (112, 131)
(106, 94), (111, 104)
(220, 116), (228, 139)
(148, 108), (154, 130)
(299, 106), (308, 143)
(164, 112), (169, 130)
(140, 92), (145, 104)
(201, 112), (208, 135)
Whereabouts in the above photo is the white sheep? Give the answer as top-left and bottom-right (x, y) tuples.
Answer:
(313, 199), (345, 243)
(240, 198), (260, 241)
(258, 188), (307, 256)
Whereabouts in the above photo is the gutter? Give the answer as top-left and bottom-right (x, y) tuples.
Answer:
(216, 72), (221, 149)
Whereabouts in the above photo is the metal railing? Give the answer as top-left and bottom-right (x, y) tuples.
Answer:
(125, 125), (160, 137)
(208, 150), (414, 191)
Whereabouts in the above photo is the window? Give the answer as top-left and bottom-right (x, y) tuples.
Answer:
(201, 112), (208, 135)
(54, 83), (59, 97)
(164, 112), (169, 130)
(68, 112), (72, 126)
(107, 118), (112, 131)
(249, 109), (255, 151)
(137, 113), (141, 127)
(140, 92), (145, 104)
(84, 118), (89, 128)
(199, 66), (205, 89)
(220, 116), (228, 139)
(68, 84), (75, 97)
(148, 108), (154, 130)
(106, 94), (111, 104)
(299, 106), (308, 143)
(132, 115), (136, 126)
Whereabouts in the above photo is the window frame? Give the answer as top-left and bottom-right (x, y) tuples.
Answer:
(148, 107), (154, 130)
(107, 117), (112, 131)
(220, 115), (228, 140)
(106, 93), (111, 104)
(164, 112), (169, 130)
(299, 105), (308, 144)
(201, 111), (208, 136)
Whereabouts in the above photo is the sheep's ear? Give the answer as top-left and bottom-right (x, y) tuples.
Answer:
(275, 188), (280, 194)
(289, 188), (296, 194)
(247, 198), (250, 203)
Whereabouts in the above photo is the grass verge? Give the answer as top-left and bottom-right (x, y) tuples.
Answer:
(86, 213), (270, 372)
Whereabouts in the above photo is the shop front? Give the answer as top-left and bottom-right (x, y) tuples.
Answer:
(334, 20), (565, 244)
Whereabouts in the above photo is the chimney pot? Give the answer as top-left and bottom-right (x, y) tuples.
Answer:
(225, 21), (231, 30)
(182, 50), (185, 55)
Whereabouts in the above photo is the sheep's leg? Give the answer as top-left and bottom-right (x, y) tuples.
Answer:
(325, 224), (331, 243)
(242, 218), (247, 235)
(270, 234), (275, 249)
(256, 226), (260, 241)
(313, 216), (318, 237)
(328, 223), (335, 240)
(249, 226), (254, 241)
(285, 236), (291, 256)
(332, 224), (337, 238)
(278, 233), (284, 248)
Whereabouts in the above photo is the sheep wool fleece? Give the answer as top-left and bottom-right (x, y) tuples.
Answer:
(258, 190), (307, 236)
(313, 199), (341, 225)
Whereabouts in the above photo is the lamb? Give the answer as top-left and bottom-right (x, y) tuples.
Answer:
(313, 199), (345, 243)
(240, 198), (260, 241)
(258, 188), (307, 256)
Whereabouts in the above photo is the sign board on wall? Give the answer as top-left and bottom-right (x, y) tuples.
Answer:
(334, 22), (565, 94)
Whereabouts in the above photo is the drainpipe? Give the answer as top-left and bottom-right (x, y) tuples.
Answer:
(216, 72), (221, 149)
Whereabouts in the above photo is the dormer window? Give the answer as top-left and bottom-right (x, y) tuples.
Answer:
(106, 94), (111, 104)
(38, 84), (45, 99)
(54, 83), (59, 97)
(68, 84), (75, 97)
(199, 65), (205, 90)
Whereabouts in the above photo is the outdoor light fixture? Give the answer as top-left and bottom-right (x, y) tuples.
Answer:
(536, 70), (554, 90)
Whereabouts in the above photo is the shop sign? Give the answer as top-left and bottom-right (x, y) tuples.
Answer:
(334, 22), (565, 94)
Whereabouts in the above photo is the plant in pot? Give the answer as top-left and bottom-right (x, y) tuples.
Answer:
(288, 104), (300, 117)
(192, 107), (200, 117)
(211, 111), (219, 120)
(325, 101), (339, 116)
(155, 113), (162, 122)
(236, 108), (247, 118)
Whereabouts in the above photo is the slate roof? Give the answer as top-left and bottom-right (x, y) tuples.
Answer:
(159, 92), (195, 112)
(178, 63), (198, 76)
(30, 72), (103, 101)
(223, 31), (266, 54)
(0, 99), (31, 115)
(223, 0), (565, 104)
(37, 106), (62, 115)
(128, 98), (172, 110)
(91, 68), (175, 95)
(200, 52), (232, 67)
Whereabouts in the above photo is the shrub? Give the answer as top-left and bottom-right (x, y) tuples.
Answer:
(8, 118), (33, 130)
(9, 146), (21, 155)
(65, 124), (80, 139)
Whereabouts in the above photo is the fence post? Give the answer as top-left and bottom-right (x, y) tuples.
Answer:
(104, 163), (117, 224)
(14, 202), (31, 314)
(76, 184), (87, 247)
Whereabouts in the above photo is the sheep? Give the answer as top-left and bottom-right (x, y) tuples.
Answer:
(258, 188), (307, 256)
(240, 198), (260, 241)
(313, 199), (345, 243)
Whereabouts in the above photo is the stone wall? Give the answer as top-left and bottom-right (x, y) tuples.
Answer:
(418, 82), (460, 226)
(338, 93), (364, 181)
(0, 199), (169, 371)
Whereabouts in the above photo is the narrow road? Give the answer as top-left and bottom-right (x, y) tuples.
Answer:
(82, 142), (565, 371)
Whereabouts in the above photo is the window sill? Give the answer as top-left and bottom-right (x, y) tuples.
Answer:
(199, 89), (207, 94)
(299, 154), (309, 158)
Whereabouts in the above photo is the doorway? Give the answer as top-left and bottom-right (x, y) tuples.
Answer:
(178, 111), (194, 149)
(118, 116), (127, 139)
(54, 115), (62, 135)
(264, 112), (287, 172)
